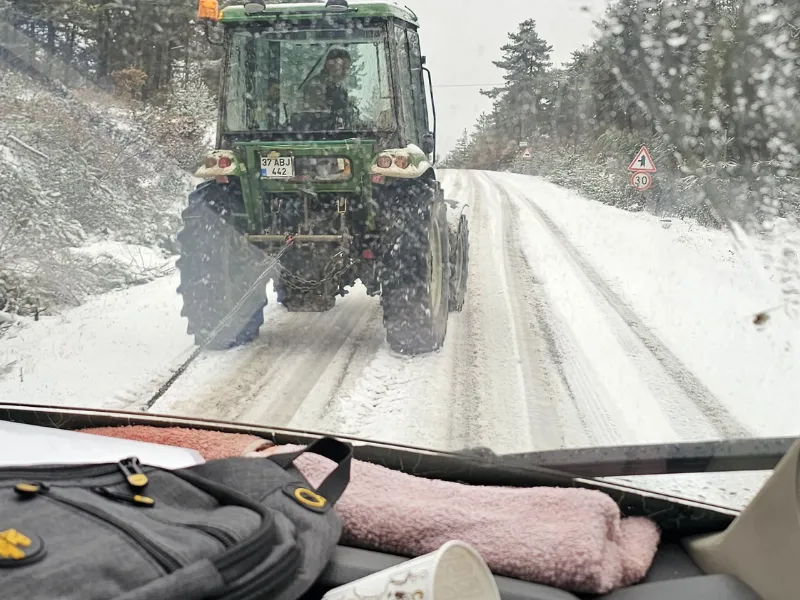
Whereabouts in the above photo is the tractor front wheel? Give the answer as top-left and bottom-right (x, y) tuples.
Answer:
(448, 212), (469, 312)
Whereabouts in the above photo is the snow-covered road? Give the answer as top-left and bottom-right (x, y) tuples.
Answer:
(2, 169), (798, 508)
(149, 169), (584, 455)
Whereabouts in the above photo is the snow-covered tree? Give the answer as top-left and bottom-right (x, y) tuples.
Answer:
(481, 19), (554, 142)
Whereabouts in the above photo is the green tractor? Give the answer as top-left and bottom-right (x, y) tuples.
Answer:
(178, 0), (469, 355)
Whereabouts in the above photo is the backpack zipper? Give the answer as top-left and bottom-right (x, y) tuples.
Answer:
(140, 508), (238, 548)
(184, 523), (237, 547)
(90, 486), (239, 548)
(0, 463), (119, 480)
(223, 543), (301, 600)
(0, 458), (150, 485)
(41, 487), (182, 573)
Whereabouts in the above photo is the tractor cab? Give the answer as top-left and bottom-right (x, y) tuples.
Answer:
(180, 0), (468, 357)
(200, 0), (435, 157)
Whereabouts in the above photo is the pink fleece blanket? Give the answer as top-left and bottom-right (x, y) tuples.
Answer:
(82, 427), (660, 594)
(80, 425), (271, 460)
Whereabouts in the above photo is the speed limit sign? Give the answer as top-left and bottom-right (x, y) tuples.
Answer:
(631, 171), (653, 192)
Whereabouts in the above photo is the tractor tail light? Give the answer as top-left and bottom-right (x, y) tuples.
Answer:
(218, 156), (232, 169)
(376, 155), (392, 169)
(394, 155), (409, 169)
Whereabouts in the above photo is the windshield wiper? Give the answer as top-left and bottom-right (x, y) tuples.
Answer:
(456, 437), (796, 479)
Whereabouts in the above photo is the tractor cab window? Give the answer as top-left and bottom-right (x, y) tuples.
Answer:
(224, 26), (394, 134)
(392, 25), (428, 147)
(392, 25), (418, 145)
(406, 30), (429, 138)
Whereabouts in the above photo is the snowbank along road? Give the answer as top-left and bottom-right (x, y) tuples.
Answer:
(130, 169), (750, 454)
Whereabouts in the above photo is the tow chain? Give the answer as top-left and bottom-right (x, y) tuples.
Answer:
(144, 235), (297, 410)
(278, 250), (356, 293)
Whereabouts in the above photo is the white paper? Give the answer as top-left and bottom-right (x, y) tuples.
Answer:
(0, 421), (205, 469)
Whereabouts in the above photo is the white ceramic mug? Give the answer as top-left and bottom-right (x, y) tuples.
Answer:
(322, 540), (501, 600)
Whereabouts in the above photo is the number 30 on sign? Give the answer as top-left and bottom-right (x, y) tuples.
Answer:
(631, 171), (653, 192)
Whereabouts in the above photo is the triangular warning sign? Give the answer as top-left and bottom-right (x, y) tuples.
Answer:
(628, 146), (657, 173)
(522, 148), (531, 158)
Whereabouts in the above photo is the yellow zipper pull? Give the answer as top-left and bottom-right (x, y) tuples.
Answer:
(118, 457), (149, 490)
(94, 487), (155, 508)
(13, 482), (48, 498)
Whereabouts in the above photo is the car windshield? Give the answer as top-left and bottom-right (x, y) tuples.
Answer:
(224, 26), (393, 133)
(1, 0), (799, 520)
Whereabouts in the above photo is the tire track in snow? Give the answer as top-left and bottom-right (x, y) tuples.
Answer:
(501, 207), (619, 447)
(319, 335), (453, 449)
(446, 171), (570, 452)
(445, 171), (498, 448)
(152, 287), (380, 426)
(235, 293), (381, 427)
(492, 172), (752, 440)
(474, 172), (619, 448)
(283, 305), (388, 429)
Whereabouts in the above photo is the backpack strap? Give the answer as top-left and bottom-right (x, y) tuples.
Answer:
(268, 437), (353, 505)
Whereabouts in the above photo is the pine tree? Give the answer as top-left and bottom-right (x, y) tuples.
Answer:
(481, 19), (554, 142)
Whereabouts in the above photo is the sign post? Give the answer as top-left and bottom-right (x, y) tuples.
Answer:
(627, 146), (657, 192)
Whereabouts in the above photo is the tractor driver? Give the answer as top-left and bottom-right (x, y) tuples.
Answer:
(302, 48), (353, 115)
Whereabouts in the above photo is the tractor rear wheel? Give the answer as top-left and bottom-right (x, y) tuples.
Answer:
(380, 177), (450, 354)
(176, 180), (269, 350)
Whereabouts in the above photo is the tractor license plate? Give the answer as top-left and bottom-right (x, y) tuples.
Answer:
(261, 156), (294, 178)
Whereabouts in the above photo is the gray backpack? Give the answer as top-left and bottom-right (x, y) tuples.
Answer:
(0, 436), (352, 600)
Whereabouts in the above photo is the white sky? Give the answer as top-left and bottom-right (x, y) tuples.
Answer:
(404, 0), (611, 156)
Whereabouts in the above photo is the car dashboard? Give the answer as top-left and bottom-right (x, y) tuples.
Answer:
(310, 544), (759, 600)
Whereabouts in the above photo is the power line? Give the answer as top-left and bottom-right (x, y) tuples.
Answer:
(433, 83), (504, 88)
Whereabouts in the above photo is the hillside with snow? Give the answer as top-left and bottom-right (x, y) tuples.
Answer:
(0, 60), (202, 319)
